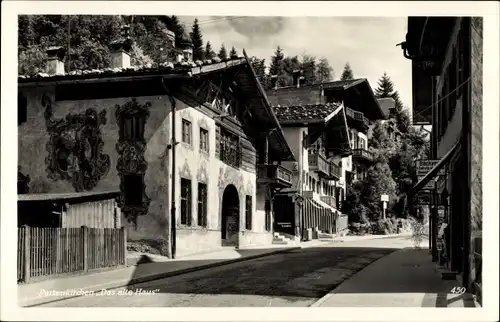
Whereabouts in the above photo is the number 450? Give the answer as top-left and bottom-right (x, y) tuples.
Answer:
(450, 287), (466, 295)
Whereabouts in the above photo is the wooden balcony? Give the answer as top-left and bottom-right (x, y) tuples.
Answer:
(345, 107), (370, 132)
(257, 164), (292, 188)
(320, 195), (337, 209)
(308, 152), (330, 177)
(352, 148), (374, 164)
(324, 162), (341, 181)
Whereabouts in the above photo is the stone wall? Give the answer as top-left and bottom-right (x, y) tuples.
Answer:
(468, 17), (483, 288)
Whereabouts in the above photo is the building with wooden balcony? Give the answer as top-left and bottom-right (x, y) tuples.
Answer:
(400, 17), (482, 304)
(17, 29), (295, 258)
(264, 76), (351, 240)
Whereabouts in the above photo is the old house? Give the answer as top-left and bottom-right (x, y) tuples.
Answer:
(400, 17), (482, 303)
(17, 28), (295, 258)
(266, 75), (386, 242)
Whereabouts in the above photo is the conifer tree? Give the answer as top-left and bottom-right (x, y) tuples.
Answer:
(229, 46), (238, 58)
(374, 72), (411, 133)
(269, 46), (286, 87)
(218, 43), (228, 60)
(204, 41), (215, 60)
(190, 18), (204, 61)
(340, 62), (354, 80)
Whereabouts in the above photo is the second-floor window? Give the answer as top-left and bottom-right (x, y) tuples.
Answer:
(220, 129), (241, 168)
(200, 127), (209, 152)
(182, 119), (192, 144)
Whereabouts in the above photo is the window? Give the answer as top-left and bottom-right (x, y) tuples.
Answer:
(197, 183), (207, 227)
(245, 195), (252, 230)
(122, 115), (146, 141)
(199, 127), (209, 152)
(220, 129), (241, 168)
(124, 175), (144, 206)
(265, 200), (271, 231)
(180, 178), (192, 225)
(182, 119), (192, 144)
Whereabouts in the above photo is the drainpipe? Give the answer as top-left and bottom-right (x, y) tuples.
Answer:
(161, 78), (177, 259)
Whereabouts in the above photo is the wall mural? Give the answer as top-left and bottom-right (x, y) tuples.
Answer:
(43, 93), (110, 192)
(115, 98), (151, 225)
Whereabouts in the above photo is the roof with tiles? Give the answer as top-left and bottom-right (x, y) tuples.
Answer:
(266, 79), (366, 107)
(272, 102), (342, 124)
(17, 56), (245, 83)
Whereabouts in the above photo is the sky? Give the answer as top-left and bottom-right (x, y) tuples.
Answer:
(179, 16), (412, 112)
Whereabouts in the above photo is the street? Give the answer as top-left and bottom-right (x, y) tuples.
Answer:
(37, 238), (407, 307)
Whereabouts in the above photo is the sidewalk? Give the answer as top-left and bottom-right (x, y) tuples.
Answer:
(311, 246), (480, 307)
(18, 232), (415, 307)
(18, 246), (299, 307)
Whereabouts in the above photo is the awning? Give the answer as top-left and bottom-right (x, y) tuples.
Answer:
(407, 141), (461, 199)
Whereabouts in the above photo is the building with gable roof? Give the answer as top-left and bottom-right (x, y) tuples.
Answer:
(17, 25), (295, 260)
(266, 73), (387, 242)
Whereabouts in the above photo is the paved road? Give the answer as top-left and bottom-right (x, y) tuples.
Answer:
(39, 241), (403, 307)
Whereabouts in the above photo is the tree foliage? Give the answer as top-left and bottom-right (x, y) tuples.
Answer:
(18, 15), (123, 74)
(315, 57), (334, 83)
(340, 62), (354, 80)
(204, 41), (216, 60)
(250, 56), (268, 88)
(190, 18), (204, 61)
(374, 72), (411, 134)
(229, 46), (238, 58)
(269, 46), (287, 87)
(218, 43), (228, 60)
(18, 15), (194, 75)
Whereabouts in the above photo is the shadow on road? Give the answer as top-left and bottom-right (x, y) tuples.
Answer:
(124, 246), (402, 300)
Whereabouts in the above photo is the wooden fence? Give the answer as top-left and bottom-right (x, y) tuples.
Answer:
(17, 226), (126, 283)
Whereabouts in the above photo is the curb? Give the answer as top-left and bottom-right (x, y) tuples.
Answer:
(21, 247), (299, 307)
(309, 247), (405, 307)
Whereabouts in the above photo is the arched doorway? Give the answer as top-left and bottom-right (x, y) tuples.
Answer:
(221, 184), (240, 246)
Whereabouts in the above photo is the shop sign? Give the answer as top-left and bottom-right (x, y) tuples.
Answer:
(416, 159), (446, 177)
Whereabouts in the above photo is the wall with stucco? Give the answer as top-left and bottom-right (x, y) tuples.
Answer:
(280, 126), (337, 203)
(18, 85), (273, 258)
(169, 105), (271, 256)
(469, 17), (483, 289)
(17, 87), (173, 253)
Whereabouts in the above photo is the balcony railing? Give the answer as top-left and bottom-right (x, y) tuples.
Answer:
(320, 195), (337, 209)
(352, 148), (374, 163)
(257, 164), (292, 188)
(345, 107), (370, 130)
(308, 152), (330, 177)
(330, 162), (342, 180)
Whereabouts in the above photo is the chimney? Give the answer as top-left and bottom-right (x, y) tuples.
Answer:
(46, 46), (66, 76)
(109, 25), (132, 69)
(270, 75), (278, 90)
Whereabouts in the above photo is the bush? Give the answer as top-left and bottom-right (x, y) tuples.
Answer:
(127, 238), (169, 256)
(348, 222), (372, 235)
